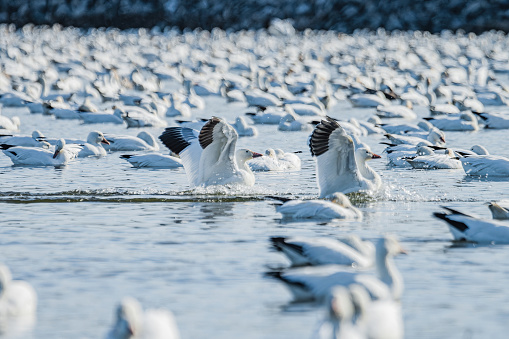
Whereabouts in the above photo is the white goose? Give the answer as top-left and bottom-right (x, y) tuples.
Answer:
(159, 117), (263, 187)
(77, 131), (110, 157)
(384, 128), (445, 146)
(406, 148), (462, 170)
(0, 115), (20, 131)
(248, 149), (283, 171)
(424, 112), (479, 131)
(266, 236), (405, 302)
(105, 297), (180, 339)
(309, 117), (382, 197)
(245, 108), (286, 125)
(267, 193), (363, 220)
(0, 130), (50, 148)
(103, 132), (159, 152)
(78, 107), (125, 125)
(278, 111), (312, 132)
(274, 149), (301, 170)
(474, 111), (509, 129)
(487, 201), (509, 220)
(232, 116), (258, 137)
(460, 151), (509, 176)
(435, 207), (509, 244)
(0, 264), (37, 316)
(270, 235), (373, 267)
(0, 139), (81, 167)
(120, 154), (183, 168)
(376, 101), (416, 120)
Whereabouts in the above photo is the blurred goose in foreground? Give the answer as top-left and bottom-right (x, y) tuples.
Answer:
(267, 193), (362, 220)
(159, 117), (263, 187)
(105, 297), (179, 339)
(266, 236), (406, 302)
(270, 235), (373, 267)
(0, 264), (37, 317)
(309, 117), (381, 197)
(0, 139), (81, 167)
(434, 207), (509, 244)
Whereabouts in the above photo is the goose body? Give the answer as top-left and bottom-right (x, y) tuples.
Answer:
(0, 264), (37, 317)
(406, 148), (462, 170)
(309, 117), (382, 197)
(460, 155), (509, 176)
(159, 117), (262, 187)
(424, 112), (479, 131)
(120, 154), (183, 168)
(77, 131), (110, 157)
(474, 111), (509, 129)
(79, 108), (125, 124)
(104, 132), (159, 152)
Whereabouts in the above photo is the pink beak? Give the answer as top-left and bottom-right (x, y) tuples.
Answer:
(371, 153), (382, 159)
(101, 138), (110, 145)
(252, 152), (263, 158)
(52, 149), (60, 159)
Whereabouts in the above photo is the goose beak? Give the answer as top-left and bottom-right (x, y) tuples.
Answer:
(440, 137), (446, 143)
(101, 138), (110, 145)
(52, 149), (60, 159)
(252, 152), (263, 158)
(371, 153), (382, 159)
(399, 247), (408, 255)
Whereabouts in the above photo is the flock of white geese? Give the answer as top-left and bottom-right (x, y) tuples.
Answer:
(2, 24), (509, 338)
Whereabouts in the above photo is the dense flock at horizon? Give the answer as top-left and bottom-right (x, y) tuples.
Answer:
(2, 20), (509, 338)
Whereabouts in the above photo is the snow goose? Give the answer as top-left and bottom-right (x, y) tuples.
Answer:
(105, 297), (180, 339)
(245, 107), (286, 125)
(232, 116), (258, 137)
(270, 235), (373, 267)
(406, 148), (462, 170)
(0, 264), (37, 317)
(159, 117), (263, 187)
(314, 286), (366, 339)
(376, 101), (416, 120)
(384, 128), (445, 146)
(309, 117), (382, 197)
(0, 139), (80, 167)
(274, 149), (301, 170)
(248, 149), (283, 171)
(384, 142), (433, 167)
(358, 117), (385, 135)
(434, 207), (509, 244)
(285, 103), (325, 117)
(380, 120), (433, 135)
(486, 201), (509, 220)
(473, 111), (509, 129)
(349, 93), (391, 108)
(181, 80), (205, 109)
(77, 131), (110, 157)
(267, 193), (362, 220)
(165, 94), (191, 118)
(266, 236), (405, 302)
(460, 150), (509, 176)
(244, 88), (281, 108)
(0, 131), (50, 148)
(349, 284), (403, 339)
(78, 107), (125, 125)
(120, 154), (183, 168)
(104, 132), (159, 152)
(423, 112), (479, 131)
(453, 97), (484, 113)
(429, 104), (460, 116)
(121, 107), (167, 128)
(0, 116), (20, 131)
(278, 111), (312, 132)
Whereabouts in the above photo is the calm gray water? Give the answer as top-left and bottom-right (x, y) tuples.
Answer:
(2, 92), (509, 339)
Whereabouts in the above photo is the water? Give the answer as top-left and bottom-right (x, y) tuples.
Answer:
(2, 93), (509, 339)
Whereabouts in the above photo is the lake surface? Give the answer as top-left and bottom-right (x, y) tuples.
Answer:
(2, 86), (509, 339)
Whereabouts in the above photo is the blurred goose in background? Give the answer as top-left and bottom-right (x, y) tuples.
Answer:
(120, 153), (183, 168)
(376, 101), (416, 120)
(0, 130), (50, 148)
(104, 132), (159, 152)
(424, 112), (479, 131)
(406, 148), (462, 170)
(232, 116), (258, 137)
(473, 111), (509, 129)
(0, 115), (20, 131)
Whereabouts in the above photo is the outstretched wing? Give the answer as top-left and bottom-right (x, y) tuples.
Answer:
(309, 116), (362, 197)
(159, 127), (202, 186)
(198, 117), (238, 184)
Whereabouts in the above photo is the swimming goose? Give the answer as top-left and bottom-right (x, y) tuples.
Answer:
(232, 116), (258, 137)
(486, 201), (509, 220)
(0, 131), (50, 148)
(159, 117), (263, 187)
(406, 148), (462, 170)
(248, 149), (284, 171)
(424, 112), (479, 131)
(105, 297), (180, 339)
(77, 131), (110, 157)
(0, 264), (37, 316)
(120, 154), (183, 168)
(434, 207), (509, 244)
(245, 107), (286, 125)
(274, 149), (301, 170)
(270, 235), (373, 267)
(309, 117), (382, 197)
(460, 152), (509, 176)
(267, 193), (362, 220)
(384, 128), (445, 146)
(0, 116), (20, 131)
(78, 107), (125, 125)
(429, 104), (460, 116)
(376, 101), (416, 120)
(103, 132), (159, 152)
(473, 111), (509, 129)
(278, 111), (312, 132)
(266, 236), (405, 302)
(0, 139), (81, 166)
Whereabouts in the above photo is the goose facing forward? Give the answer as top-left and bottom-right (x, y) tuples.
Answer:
(159, 117), (263, 187)
(309, 117), (382, 197)
(1, 139), (80, 167)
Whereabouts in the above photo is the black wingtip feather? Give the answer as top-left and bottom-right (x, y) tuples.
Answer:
(266, 196), (293, 203)
(309, 116), (341, 157)
(0, 144), (15, 150)
(433, 211), (469, 232)
(199, 117), (221, 150)
(159, 127), (196, 155)
(120, 154), (133, 159)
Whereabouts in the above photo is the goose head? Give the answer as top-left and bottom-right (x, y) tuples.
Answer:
(87, 131), (110, 145)
(355, 148), (381, 162)
(236, 148), (263, 164)
(377, 236), (407, 258)
(427, 128), (446, 145)
(471, 145), (489, 155)
(486, 202), (509, 220)
(265, 149), (277, 158)
(110, 297), (142, 339)
(53, 139), (66, 159)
